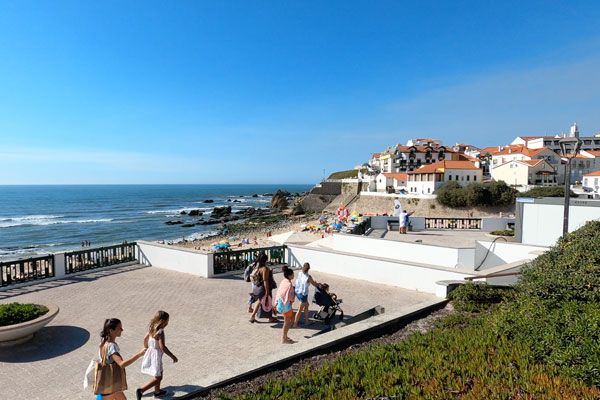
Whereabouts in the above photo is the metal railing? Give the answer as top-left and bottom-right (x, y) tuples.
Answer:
(213, 245), (286, 275)
(1, 255), (54, 287)
(425, 217), (482, 230)
(65, 242), (137, 274)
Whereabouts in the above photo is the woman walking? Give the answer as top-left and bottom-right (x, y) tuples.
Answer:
(136, 311), (178, 399)
(275, 266), (296, 344)
(96, 318), (146, 400)
(249, 256), (277, 323)
(293, 262), (320, 328)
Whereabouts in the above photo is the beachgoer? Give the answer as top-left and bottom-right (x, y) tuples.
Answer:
(293, 263), (320, 328)
(136, 311), (178, 400)
(275, 266), (296, 344)
(249, 257), (278, 323)
(393, 197), (402, 232)
(96, 318), (146, 400)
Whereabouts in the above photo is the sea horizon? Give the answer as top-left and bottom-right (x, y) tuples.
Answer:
(0, 183), (311, 260)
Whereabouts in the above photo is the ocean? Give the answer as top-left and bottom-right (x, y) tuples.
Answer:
(0, 184), (311, 260)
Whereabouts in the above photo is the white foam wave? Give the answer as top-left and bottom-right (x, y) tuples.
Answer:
(0, 217), (113, 228)
(146, 207), (212, 215)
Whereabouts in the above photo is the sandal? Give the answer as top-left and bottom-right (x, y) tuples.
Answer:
(249, 318), (256, 323)
(268, 317), (278, 323)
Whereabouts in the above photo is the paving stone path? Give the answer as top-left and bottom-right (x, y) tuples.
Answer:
(0, 264), (436, 399)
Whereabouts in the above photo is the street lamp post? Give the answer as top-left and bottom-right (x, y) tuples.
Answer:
(559, 137), (582, 236)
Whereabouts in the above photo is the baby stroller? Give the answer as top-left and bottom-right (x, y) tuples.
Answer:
(313, 285), (344, 324)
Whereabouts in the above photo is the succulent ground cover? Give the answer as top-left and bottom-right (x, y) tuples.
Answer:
(0, 303), (48, 327)
(206, 221), (600, 399)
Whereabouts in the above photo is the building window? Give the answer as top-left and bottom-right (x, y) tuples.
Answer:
(448, 175), (452, 180)
(474, 175), (477, 181)
(456, 175), (459, 180)
(466, 176), (470, 181)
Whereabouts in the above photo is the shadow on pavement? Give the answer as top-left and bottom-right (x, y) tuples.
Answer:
(0, 325), (90, 362)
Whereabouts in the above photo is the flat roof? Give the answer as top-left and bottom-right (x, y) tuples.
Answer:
(366, 229), (510, 248)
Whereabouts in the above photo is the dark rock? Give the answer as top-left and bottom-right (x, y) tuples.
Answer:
(181, 223), (195, 228)
(291, 203), (304, 215)
(252, 194), (258, 197)
(165, 220), (183, 225)
(188, 209), (202, 216)
(233, 199), (241, 203)
(202, 199), (214, 203)
(263, 193), (273, 196)
(198, 219), (221, 225)
(211, 206), (232, 219)
(271, 190), (289, 210)
(227, 199), (232, 202)
(180, 211), (188, 215)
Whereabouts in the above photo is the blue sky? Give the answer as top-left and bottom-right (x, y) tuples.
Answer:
(1, 1), (600, 184)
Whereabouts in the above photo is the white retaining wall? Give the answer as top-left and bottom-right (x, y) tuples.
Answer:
(308, 234), (473, 269)
(137, 241), (213, 277)
(287, 245), (473, 296)
(474, 241), (547, 270)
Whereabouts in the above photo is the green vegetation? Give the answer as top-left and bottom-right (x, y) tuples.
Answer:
(217, 222), (600, 399)
(448, 282), (512, 313)
(435, 181), (518, 208)
(227, 214), (288, 234)
(519, 186), (578, 198)
(489, 229), (514, 236)
(327, 169), (360, 180)
(0, 303), (48, 327)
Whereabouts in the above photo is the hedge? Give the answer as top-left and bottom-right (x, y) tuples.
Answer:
(0, 303), (49, 327)
(435, 181), (517, 208)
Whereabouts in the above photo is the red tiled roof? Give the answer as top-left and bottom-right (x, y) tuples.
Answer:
(408, 160), (479, 174)
(372, 153), (381, 158)
(583, 150), (600, 157)
(383, 173), (408, 181)
(584, 170), (600, 177)
(456, 153), (479, 162)
(493, 145), (553, 158)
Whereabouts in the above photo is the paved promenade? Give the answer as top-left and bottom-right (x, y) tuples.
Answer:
(0, 264), (437, 399)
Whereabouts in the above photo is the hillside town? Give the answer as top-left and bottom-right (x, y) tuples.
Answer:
(350, 123), (600, 198)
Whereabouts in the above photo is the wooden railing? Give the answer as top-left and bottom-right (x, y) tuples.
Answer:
(213, 246), (286, 275)
(425, 217), (482, 230)
(0, 255), (54, 287)
(64, 242), (137, 274)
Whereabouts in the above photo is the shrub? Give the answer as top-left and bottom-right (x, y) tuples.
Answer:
(448, 282), (512, 313)
(493, 298), (600, 385)
(221, 314), (600, 399)
(517, 220), (600, 305)
(489, 229), (514, 236)
(0, 303), (48, 327)
(435, 181), (517, 208)
(520, 186), (578, 198)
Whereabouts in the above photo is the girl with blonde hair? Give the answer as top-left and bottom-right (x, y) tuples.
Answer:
(136, 311), (178, 399)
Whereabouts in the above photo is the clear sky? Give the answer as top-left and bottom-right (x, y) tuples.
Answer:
(1, 1), (600, 184)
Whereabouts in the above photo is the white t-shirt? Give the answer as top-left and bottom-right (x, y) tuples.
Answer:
(393, 199), (402, 216)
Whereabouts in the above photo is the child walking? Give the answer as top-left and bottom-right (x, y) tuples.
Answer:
(136, 311), (178, 399)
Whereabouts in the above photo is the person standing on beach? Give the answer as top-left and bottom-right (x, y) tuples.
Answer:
(393, 197), (403, 233)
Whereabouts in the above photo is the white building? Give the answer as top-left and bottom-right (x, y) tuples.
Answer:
(374, 172), (408, 193)
(489, 145), (565, 184)
(491, 159), (556, 187)
(407, 160), (482, 195)
(582, 170), (600, 199)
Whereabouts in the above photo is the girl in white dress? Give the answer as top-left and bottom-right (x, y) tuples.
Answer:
(136, 311), (178, 399)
